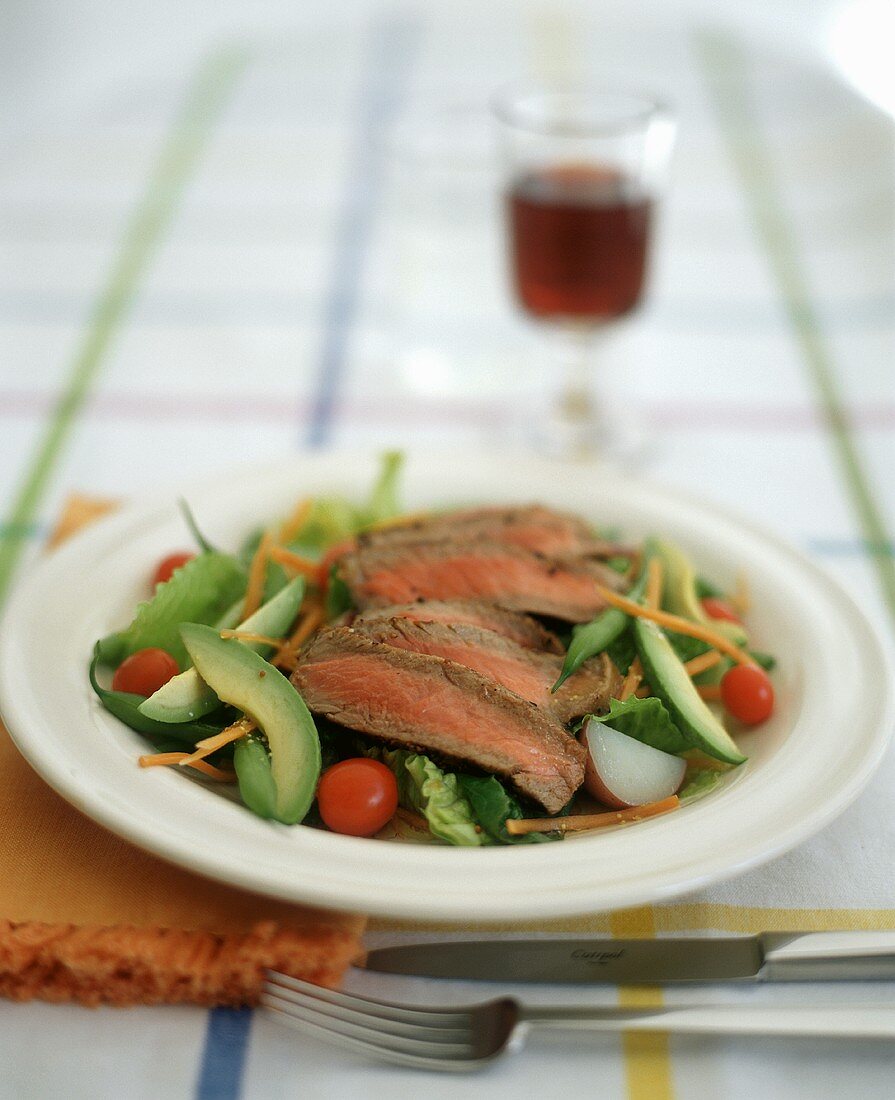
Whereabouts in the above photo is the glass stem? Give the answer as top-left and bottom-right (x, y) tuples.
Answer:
(557, 324), (599, 458)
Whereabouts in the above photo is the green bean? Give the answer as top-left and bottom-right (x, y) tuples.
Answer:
(234, 735), (278, 820)
(88, 648), (229, 744)
(551, 567), (649, 692)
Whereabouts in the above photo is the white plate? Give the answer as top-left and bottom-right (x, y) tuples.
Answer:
(0, 452), (892, 920)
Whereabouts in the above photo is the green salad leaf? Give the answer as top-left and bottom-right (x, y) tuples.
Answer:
(97, 551), (247, 668)
(457, 775), (560, 844)
(380, 749), (484, 846)
(360, 450), (404, 527)
(666, 630), (712, 665)
(592, 696), (691, 754)
(678, 768), (722, 802)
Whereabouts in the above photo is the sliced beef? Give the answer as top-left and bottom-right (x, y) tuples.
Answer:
(351, 598), (563, 654)
(292, 627), (585, 813)
(337, 538), (624, 622)
(350, 616), (620, 724)
(359, 504), (629, 560)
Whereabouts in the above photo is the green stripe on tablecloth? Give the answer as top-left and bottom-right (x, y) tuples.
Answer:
(0, 45), (248, 606)
(696, 31), (895, 627)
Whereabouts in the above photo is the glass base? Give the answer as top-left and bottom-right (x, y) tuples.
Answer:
(527, 388), (652, 466)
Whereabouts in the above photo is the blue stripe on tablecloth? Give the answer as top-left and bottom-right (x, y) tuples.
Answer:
(305, 14), (420, 448)
(195, 1007), (253, 1100)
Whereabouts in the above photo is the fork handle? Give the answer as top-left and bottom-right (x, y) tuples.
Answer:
(520, 1004), (895, 1039)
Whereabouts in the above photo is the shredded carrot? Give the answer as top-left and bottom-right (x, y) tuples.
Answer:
(139, 752), (186, 768)
(645, 557), (663, 611)
(269, 544), (322, 580)
(272, 603), (327, 671)
(683, 650), (722, 677)
(278, 497), (314, 544)
(138, 753), (236, 782)
(180, 717), (256, 766)
(594, 584), (756, 666)
(619, 657), (644, 701)
(242, 530), (273, 620)
(731, 570), (751, 616)
(697, 684), (723, 701)
(218, 629), (284, 647)
(506, 796), (680, 836)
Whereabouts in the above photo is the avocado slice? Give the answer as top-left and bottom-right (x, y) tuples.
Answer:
(655, 539), (748, 649)
(180, 622), (321, 824)
(634, 617), (746, 766)
(140, 578), (306, 724)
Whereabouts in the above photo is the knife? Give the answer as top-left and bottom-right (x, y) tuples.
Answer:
(360, 932), (895, 984)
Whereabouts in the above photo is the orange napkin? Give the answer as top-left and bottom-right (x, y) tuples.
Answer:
(0, 496), (365, 1006)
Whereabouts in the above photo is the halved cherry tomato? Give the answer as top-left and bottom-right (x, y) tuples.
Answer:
(316, 758), (399, 837)
(316, 538), (356, 590)
(112, 648), (179, 697)
(721, 663), (774, 725)
(701, 597), (741, 624)
(152, 552), (195, 587)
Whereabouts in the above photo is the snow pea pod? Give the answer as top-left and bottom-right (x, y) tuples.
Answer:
(89, 647), (230, 745)
(552, 565), (650, 692)
(233, 735), (278, 820)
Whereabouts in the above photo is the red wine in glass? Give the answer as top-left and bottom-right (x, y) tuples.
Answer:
(507, 163), (653, 321)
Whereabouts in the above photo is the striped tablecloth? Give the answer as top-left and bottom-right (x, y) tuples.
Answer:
(1, 7), (893, 1098)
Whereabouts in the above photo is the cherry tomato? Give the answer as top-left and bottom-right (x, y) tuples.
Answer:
(701, 597), (742, 624)
(721, 663), (774, 725)
(112, 648), (179, 697)
(152, 552), (195, 587)
(317, 538), (356, 590)
(316, 758), (399, 837)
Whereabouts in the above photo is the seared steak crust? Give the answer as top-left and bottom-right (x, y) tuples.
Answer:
(292, 627), (586, 813)
(351, 598), (563, 654)
(359, 504), (628, 561)
(350, 615), (620, 724)
(338, 538), (624, 623)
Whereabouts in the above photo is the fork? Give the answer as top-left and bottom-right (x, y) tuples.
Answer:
(261, 972), (895, 1071)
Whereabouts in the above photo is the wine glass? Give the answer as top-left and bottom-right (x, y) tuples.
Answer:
(492, 85), (675, 459)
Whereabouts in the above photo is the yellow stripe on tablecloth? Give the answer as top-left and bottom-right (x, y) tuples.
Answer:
(655, 904), (895, 933)
(610, 907), (674, 1100)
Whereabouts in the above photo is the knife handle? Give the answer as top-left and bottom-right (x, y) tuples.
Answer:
(760, 932), (895, 981)
(522, 1003), (895, 1038)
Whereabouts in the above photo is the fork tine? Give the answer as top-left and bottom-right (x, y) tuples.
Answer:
(264, 985), (472, 1042)
(265, 971), (468, 1028)
(262, 985), (472, 1047)
(260, 991), (479, 1069)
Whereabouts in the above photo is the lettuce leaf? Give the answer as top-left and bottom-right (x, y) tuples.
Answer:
(380, 749), (483, 846)
(457, 775), (560, 844)
(360, 450), (404, 527)
(678, 768), (722, 802)
(97, 552), (247, 668)
(592, 696), (691, 754)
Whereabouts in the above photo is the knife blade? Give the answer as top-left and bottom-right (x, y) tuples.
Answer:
(360, 932), (895, 984)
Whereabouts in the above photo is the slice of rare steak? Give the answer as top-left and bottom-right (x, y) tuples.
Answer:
(337, 538), (624, 622)
(292, 627), (585, 813)
(351, 598), (563, 654)
(349, 616), (620, 724)
(359, 504), (628, 560)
